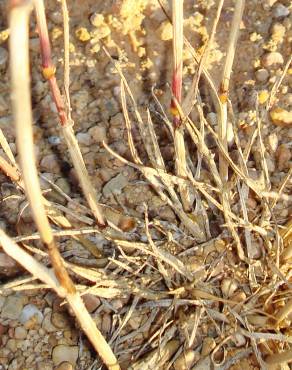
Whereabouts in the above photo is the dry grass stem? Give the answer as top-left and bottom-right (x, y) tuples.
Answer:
(172, 0), (192, 212)
(9, 0), (75, 292)
(2, 0), (291, 368)
(33, 0), (106, 227)
(218, 0), (245, 181)
(183, 0), (224, 116)
(0, 230), (120, 370)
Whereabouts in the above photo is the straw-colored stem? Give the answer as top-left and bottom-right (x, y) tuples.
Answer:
(9, 0), (75, 292)
(172, 0), (192, 212)
(183, 0), (224, 116)
(10, 0), (48, 243)
(0, 230), (120, 370)
(218, 0), (245, 182)
(33, 0), (106, 227)
(60, 0), (72, 119)
(62, 125), (106, 225)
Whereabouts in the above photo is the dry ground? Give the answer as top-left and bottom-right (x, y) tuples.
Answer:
(0, 0), (291, 369)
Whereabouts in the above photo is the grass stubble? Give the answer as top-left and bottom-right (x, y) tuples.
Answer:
(0, 0), (291, 369)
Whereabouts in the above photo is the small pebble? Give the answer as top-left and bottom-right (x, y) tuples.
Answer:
(55, 362), (73, 370)
(272, 4), (290, 18)
(6, 338), (17, 352)
(1, 296), (24, 320)
(102, 173), (129, 198)
(36, 361), (53, 370)
(88, 126), (107, 143)
(71, 90), (89, 113)
(267, 132), (279, 152)
(40, 154), (60, 173)
(271, 22), (286, 43)
(270, 108), (292, 127)
(276, 144), (291, 171)
(0, 253), (19, 275)
(48, 136), (61, 146)
(262, 51), (284, 67)
(52, 345), (78, 366)
(55, 177), (71, 195)
(14, 327), (27, 340)
(19, 304), (43, 326)
(255, 68), (269, 82)
(42, 312), (57, 333)
(51, 312), (70, 330)
(82, 294), (101, 313)
(76, 132), (92, 146)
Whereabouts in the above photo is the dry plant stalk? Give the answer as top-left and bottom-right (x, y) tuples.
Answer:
(8, 1), (119, 368)
(0, 230), (120, 370)
(33, 0), (106, 227)
(9, 0), (74, 293)
(171, 0), (192, 212)
(218, 0), (245, 181)
(183, 0), (224, 116)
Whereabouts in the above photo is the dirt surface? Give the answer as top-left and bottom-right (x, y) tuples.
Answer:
(0, 0), (291, 369)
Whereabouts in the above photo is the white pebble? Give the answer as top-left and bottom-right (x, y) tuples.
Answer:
(52, 344), (78, 366)
(48, 136), (61, 146)
(76, 132), (92, 146)
(19, 304), (43, 325)
(267, 132), (278, 152)
(262, 52), (284, 67)
(272, 4), (290, 18)
(14, 326), (27, 340)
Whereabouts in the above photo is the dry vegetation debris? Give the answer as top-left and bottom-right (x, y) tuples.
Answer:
(0, 0), (291, 369)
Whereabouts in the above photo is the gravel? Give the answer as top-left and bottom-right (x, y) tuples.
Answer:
(19, 304), (44, 325)
(52, 344), (79, 367)
(1, 296), (24, 320)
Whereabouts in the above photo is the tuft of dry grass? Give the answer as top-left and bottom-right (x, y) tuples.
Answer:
(0, 0), (291, 369)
